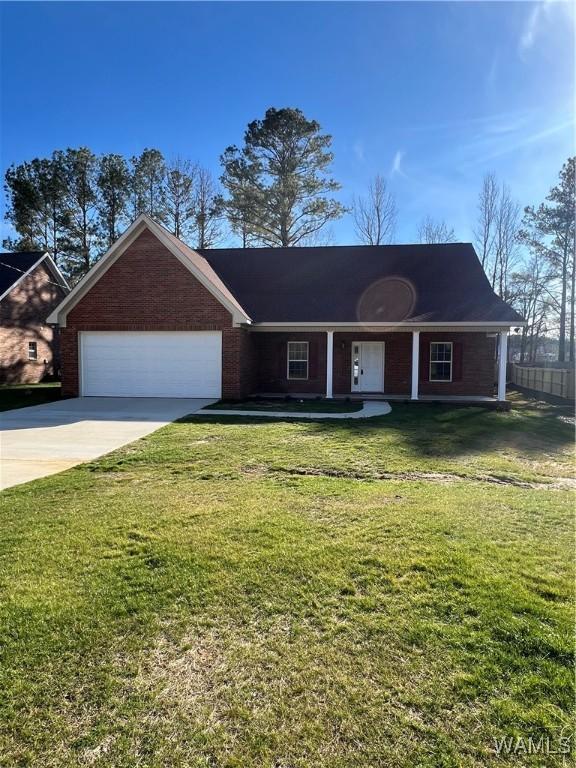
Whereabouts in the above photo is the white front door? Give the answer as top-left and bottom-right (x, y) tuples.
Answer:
(351, 342), (385, 393)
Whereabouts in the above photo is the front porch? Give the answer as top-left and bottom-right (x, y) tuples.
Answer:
(250, 393), (506, 408)
(244, 327), (511, 402)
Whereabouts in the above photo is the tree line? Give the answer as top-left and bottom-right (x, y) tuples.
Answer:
(4, 149), (223, 280)
(3, 107), (575, 362)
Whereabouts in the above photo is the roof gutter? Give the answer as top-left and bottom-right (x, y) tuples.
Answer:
(248, 320), (526, 330)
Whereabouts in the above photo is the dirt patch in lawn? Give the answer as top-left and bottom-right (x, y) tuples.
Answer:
(267, 465), (576, 490)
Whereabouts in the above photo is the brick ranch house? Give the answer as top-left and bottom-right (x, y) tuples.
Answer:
(47, 215), (523, 403)
(0, 252), (69, 384)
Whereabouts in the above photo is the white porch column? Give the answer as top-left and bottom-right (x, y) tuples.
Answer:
(326, 330), (334, 399)
(411, 330), (420, 400)
(497, 330), (508, 401)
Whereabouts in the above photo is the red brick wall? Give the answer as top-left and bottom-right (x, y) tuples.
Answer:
(333, 332), (412, 395)
(419, 332), (496, 397)
(239, 329), (257, 397)
(252, 332), (327, 394)
(249, 331), (495, 398)
(61, 230), (248, 398)
(0, 261), (66, 384)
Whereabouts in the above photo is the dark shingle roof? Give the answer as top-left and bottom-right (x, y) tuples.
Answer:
(0, 252), (45, 297)
(200, 243), (523, 324)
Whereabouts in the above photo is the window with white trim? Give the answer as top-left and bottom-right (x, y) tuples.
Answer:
(28, 341), (38, 361)
(287, 341), (309, 380)
(430, 342), (452, 382)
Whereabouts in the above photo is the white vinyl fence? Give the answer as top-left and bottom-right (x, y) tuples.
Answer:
(510, 364), (575, 401)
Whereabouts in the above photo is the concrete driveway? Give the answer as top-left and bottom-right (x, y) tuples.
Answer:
(0, 397), (214, 490)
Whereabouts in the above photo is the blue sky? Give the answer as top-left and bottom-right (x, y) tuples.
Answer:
(0, 1), (573, 246)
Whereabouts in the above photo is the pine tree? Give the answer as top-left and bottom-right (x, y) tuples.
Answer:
(163, 157), (196, 239)
(96, 154), (130, 249)
(131, 148), (166, 221)
(521, 158), (575, 361)
(220, 107), (345, 247)
(60, 147), (99, 277)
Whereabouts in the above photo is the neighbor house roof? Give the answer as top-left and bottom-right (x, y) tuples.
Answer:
(0, 252), (47, 298)
(200, 243), (524, 324)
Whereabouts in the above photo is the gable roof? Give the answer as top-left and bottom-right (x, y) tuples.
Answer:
(46, 217), (523, 329)
(47, 215), (251, 326)
(0, 251), (69, 302)
(200, 243), (524, 325)
(160, 226), (248, 320)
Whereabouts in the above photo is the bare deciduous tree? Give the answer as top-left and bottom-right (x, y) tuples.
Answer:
(352, 175), (397, 245)
(491, 184), (520, 303)
(474, 175), (521, 301)
(474, 172), (498, 269)
(510, 252), (554, 362)
(417, 216), (456, 244)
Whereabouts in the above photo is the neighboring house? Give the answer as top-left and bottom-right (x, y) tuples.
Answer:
(47, 215), (523, 402)
(0, 252), (69, 384)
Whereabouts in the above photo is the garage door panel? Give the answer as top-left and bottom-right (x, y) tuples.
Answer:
(81, 332), (222, 397)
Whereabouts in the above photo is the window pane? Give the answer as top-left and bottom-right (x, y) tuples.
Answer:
(287, 342), (308, 379)
(28, 342), (37, 361)
(431, 342), (452, 362)
(288, 360), (308, 379)
(430, 362), (451, 381)
(288, 342), (308, 361)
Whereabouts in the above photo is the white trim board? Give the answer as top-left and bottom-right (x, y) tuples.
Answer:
(47, 215), (251, 327)
(248, 322), (523, 332)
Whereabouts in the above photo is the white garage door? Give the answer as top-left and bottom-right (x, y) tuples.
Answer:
(81, 331), (222, 398)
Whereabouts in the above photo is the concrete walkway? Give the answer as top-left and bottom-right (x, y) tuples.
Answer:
(197, 400), (392, 419)
(0, 397), (213, 490)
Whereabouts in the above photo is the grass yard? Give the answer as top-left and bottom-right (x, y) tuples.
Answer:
(0, 382), (62, 412)
(205, 398), (363, 413)
(0, 394), (573, 767)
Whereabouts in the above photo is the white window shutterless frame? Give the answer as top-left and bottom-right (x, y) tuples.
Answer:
(287, 341), (309, 380)
(429, 341), (453, 382)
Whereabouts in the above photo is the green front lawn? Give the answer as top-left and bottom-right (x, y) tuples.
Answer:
(205, 397), (363, 413)
(0, 394), (573, 767)
(0, 382), (61, 412)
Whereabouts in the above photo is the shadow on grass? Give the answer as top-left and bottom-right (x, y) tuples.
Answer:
(182, 396), (574, 461)
(0, 383), (62, 413)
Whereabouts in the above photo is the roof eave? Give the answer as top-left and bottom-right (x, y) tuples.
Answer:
(248, 320), (526, 328)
